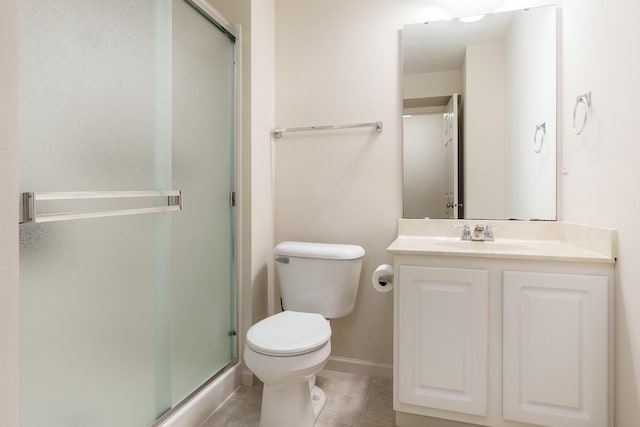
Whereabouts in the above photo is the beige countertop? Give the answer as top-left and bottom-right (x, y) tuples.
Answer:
(388, 236), (615, 263)
(388, 219), (617, 264)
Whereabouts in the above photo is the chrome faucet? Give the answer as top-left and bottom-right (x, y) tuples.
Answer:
(455, 223), (497, 241)
(470, 224), (496, 241)
(471, 224), (485, 241)
(455, 224), (472, 241)
(484, 224), (496, 241)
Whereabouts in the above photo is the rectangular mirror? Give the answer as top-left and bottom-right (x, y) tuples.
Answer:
(402, 5), (557, 220)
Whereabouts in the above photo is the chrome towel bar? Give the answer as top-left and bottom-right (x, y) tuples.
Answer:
(272, 121), (383, 138)
(19, 190), (182, 224)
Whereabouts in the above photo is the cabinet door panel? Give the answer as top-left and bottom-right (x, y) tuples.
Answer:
(398, 265), (488, 416)
(503, 271), (608, 427)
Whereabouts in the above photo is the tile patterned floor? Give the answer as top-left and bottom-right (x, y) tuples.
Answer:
(200, 369), (396, 427)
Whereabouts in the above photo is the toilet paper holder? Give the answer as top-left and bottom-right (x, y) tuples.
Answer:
(377, 275), (394, 285)
(372, 264), (394, 293)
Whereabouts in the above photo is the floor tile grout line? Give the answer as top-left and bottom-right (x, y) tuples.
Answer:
(357, 375), (375, 425)
(197, 385), (243, 427)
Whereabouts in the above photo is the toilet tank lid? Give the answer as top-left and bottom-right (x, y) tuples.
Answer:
(275, 241), (365, 260)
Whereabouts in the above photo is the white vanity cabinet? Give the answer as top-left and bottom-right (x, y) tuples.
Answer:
(392, 255), (613, 427)
(502, 271), (609, 427)
(397, 265), (489, 416)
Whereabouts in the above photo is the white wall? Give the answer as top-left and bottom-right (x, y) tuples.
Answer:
(0, 0), (20, 425)
(404, 70), (463, 100)
(403, 114), (446, 219)
(561, 0), (640, 425)
(464, 43), (506, 219)
(273, 0), (550, 368)
(504, 6), (556, 220)
(248, 0), (275, 323)
(274, 0), (407, 366)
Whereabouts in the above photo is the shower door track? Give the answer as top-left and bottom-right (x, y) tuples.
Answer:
(150, 358), (240, 426)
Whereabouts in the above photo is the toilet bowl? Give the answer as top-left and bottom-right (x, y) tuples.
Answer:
(243, 241), (365, 427)
(244, 311), (332, 427)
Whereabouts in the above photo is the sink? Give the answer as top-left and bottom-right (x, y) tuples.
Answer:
(433, 240), (533, 251)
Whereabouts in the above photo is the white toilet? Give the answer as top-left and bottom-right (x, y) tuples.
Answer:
(244, 241), (365, 427)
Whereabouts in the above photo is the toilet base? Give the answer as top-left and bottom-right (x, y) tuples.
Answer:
(258, 379), (326, 427)
(310, 385), (326, 418)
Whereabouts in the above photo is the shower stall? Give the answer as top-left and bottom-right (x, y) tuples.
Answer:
(19, 1), (238, 425)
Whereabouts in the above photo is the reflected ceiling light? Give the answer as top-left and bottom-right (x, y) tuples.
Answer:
(459, 14), (485, 23)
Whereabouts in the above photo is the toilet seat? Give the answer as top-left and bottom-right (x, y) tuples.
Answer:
(246, 311), (331, 356)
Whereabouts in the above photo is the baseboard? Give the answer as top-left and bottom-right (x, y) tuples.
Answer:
(155, 363), (241, 427)
(240, 365), (256, 386)
(325, 355), (393, 378)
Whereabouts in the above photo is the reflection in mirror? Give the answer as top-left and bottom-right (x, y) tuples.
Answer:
(402, 6), (557, 220)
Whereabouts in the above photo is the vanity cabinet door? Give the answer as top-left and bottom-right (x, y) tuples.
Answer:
(398, 265), (489, 416)
(503, 271), (608, 427)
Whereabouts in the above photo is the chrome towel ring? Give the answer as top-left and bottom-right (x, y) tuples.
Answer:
(534, 122), (546, 153)
(573, 92), (591, 135)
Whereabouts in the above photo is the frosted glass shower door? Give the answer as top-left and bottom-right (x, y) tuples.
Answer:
(19, 0), (237, 426)
(20, 1), (166, 426)
(170, 0), (236, 404)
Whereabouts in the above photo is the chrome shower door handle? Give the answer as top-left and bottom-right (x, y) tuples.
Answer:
(19, 190), (182, 224)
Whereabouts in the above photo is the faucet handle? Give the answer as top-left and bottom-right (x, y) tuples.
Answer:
(453, 224), (471, 240)
(484, 224), (502, 241)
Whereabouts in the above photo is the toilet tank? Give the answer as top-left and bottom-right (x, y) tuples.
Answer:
(274, 241), (365, 319)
